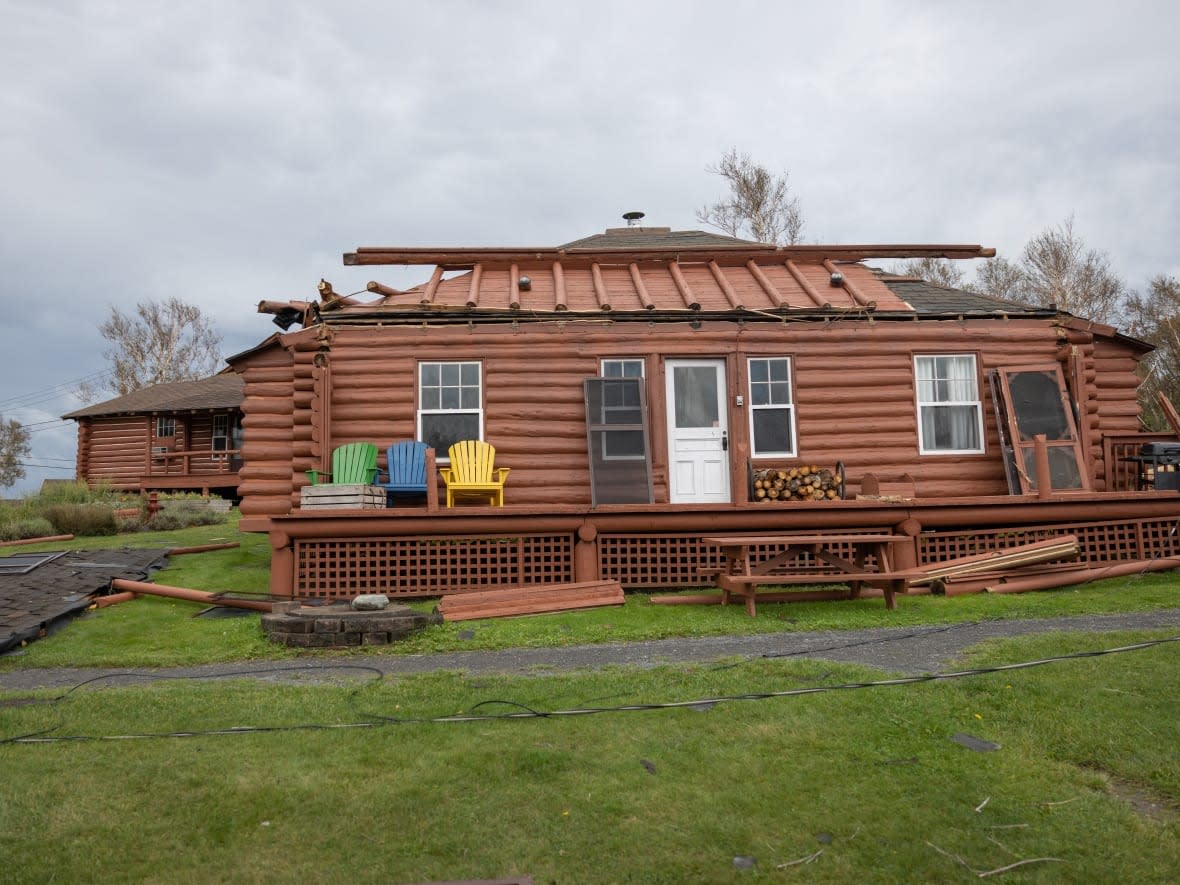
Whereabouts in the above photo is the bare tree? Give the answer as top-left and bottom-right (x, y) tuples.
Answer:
(1125, 275), (1180, 429)
(891, 257), (966, 289)
(0, 416), (31, 489)
(970, 217), (1127, 324)
(80, 298), (224, 401)
(969, 256), (1027, 303)
(696, 148), (805, 245)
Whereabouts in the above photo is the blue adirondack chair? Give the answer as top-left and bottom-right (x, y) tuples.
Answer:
(379, 441), (430, 505)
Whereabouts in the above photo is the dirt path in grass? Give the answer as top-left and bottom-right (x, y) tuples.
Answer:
(3, 608), (1180, 692)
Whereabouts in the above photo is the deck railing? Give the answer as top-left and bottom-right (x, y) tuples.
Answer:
(148, 449), (241, 476)
(1103, 433), (1177, 491)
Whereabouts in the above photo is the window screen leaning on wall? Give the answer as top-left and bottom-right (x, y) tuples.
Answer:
(914, 354), (984, 453)
(418, 361), (483, 458)
(747, 357), (796, 457)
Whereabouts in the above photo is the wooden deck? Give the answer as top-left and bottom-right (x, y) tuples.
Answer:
(257, 489), (1180, 601)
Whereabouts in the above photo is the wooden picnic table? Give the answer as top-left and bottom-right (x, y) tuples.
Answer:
(700, 532), (920, 615)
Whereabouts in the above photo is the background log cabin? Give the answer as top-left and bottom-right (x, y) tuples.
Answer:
(64, 373), (244, 496)
(231, 225), (1152, 530)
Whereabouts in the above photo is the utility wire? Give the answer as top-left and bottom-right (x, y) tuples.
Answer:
(3, 635), (1176, 744)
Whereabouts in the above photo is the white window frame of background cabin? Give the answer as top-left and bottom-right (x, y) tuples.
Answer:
(155, 416), (175, 438)
(914, 353), (985, 455)
(599, 359), (646, 460)
(212, 414), (230, 453)
(747, 356), (797, 458)
(417, 361), (484, 464)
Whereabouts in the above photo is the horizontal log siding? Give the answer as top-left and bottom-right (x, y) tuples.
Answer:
(79, 416), (146, 486)
(230, 316), (1147, 519)
(237, 347), (296, 517)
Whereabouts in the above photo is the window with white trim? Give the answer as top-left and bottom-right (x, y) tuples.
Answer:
(747, 357), (796, 457)
(599, 360), (646, 459)
(914, 354), (984, 454)
(601, 358), (644, 379)
(418, 361), (483, 459)
(156, 416), (175, 437)
(212, 414), (230, 452)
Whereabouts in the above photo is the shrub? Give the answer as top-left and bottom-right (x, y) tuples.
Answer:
(0, 516), (57, 542)
(145, 508), (228, 532)
(42, 504), (118, 537)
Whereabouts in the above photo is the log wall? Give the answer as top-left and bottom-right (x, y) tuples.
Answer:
(231, 316), (1147, 525)
(74, 411), (242, 491)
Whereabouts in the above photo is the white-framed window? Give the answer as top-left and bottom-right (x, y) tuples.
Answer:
(747, 357), (796, 457)
(914, 354), (985, 454)
(212, 414), (230, 452)
(601, 358), (644, 379)
(418, 361), (483, 460)
(156, 416), (175, 438)
(599, 359), (646, 459)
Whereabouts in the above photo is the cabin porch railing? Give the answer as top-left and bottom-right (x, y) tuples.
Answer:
(148, 449), (241, 476)
(1103, 433), (1177, 491)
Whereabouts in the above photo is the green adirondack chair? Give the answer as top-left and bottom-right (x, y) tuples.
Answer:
(305, 442), (379, 485)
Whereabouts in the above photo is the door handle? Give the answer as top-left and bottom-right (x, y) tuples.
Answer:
(721, 431), (728, 451)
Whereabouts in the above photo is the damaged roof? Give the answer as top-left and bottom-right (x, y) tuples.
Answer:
(258, 225), (997, 325)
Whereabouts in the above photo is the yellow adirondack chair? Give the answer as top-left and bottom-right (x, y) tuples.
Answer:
(439, 440), (510, 507)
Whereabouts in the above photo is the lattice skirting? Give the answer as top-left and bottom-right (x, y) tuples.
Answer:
(295, 534), (575, 598)
(916, 515), (1180, 565)
(291, 515), (1180, 598)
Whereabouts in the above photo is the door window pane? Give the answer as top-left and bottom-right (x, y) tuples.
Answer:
(674, 366), (719, 428)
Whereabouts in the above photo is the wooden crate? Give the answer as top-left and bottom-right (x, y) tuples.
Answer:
(300, 484), (385, 510)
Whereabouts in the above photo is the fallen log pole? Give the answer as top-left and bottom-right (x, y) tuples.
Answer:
(0, 534), (74, 548)
(110, 578), (271, 612)
(168, 542), (242, 555)
(94, 590), (139, 608)
(985, 557), (1180, 594)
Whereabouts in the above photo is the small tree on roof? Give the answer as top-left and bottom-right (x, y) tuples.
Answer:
(696, 148), (805, 245)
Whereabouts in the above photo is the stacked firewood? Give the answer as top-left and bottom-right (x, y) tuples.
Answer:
(752, 464), (843, 502)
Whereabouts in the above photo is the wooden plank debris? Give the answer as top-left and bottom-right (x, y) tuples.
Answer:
(438, 580), (625, 621)
(908, 535), (1079, 585)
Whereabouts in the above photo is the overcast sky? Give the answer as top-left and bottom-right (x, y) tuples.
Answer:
(2, 0), (1178, 495)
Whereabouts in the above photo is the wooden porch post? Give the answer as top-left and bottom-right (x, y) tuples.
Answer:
(269, 530), (295, 600)
(574, 521), (601, 582)
(311, 352), (333, 477)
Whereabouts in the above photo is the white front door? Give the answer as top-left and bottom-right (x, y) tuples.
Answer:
(666, 359), (731, 503)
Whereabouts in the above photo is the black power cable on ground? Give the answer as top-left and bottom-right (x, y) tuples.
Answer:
(2, 635), (1177, 744)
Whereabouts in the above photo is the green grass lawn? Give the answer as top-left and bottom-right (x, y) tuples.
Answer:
(2, 630), (1178, 883)
(3, 513), (1180, 668)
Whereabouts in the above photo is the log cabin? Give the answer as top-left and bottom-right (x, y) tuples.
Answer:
(63, 373), (243, 496)
(231, 223), (1180, 601)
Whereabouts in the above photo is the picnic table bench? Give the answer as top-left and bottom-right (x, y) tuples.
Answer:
(700, 532), (922, 615)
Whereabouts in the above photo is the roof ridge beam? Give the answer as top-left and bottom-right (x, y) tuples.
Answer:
(344, 244), (997, 266)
